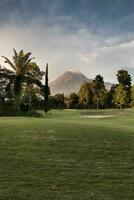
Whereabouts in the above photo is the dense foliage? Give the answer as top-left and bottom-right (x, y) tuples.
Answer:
(0, 49), (49, 115)
(0, 49), (134, 114)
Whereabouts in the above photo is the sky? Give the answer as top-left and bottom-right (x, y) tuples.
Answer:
(0, 0), (134, 82)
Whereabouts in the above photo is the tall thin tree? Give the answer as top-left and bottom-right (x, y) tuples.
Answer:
(44, 63), (49, 113)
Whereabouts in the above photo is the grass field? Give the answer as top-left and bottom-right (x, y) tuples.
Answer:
(0, 109), (134, 200)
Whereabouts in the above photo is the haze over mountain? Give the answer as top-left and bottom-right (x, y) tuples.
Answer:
(50, 71), (113, 95)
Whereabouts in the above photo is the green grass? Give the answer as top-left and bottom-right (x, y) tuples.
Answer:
(0, 109), (134, 199)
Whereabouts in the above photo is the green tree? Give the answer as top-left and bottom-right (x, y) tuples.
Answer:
(44, 63), (50, 113)
(117, 70), (131, 87)
(78, 82), (93, 108)
(107, 84), (117, 108)
(93, 88), (107, 109)
(94, 74), (105, 89)
(65, 93), (79, 109)
(113, 84), (128, 109)
(130, 85), (134, 107)
(92, 75), (107, 109)
(0, 78), (6, 108)
(54, 94), (65, 109)
(0, 49), (44, 111)
(48, 96), (56, 109)
(22, 84), (43, 112)
(116, 70), (131, 105)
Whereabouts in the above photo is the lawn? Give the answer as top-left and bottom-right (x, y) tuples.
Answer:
(0, 109), (134, 200)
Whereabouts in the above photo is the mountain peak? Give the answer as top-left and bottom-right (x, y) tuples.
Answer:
(72, 70), (81, 74)
(64, 70), (82, 76)
(50, 71), (89, 95)
(67, 70), (81, 74)
(50, 71), (113, 95)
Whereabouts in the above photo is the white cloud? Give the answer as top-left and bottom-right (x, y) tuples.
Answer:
(77, 52), (101, 63)
(77, 53), (90, 63)
(0, 19), (134, 83)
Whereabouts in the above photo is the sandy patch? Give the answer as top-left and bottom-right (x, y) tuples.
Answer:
(81, 115), (115, 118)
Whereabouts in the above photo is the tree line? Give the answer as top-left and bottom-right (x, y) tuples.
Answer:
(49, 70), (134, 110)
(0, 49), (134, 116)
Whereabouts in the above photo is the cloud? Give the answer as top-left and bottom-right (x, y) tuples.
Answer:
(77, 52), (101, 63)
(0, 0), (134, 83)
(77, 54), (91, 63)
(0, 19), (134, 83)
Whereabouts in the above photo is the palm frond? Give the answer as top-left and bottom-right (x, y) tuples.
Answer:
(13, 48), (19, 66)
(2, 56), (16, 71)
(25, 67), (45, 80)
(19, 50), (24, 57)
(22, 54), (34, 68)
(13, 49), (18, 61)
(0, 65), (15, 75)
(24, 76), (43, 88)
(23, 57), (35, 67)
(0, 71), (16, 80)
(22, 62), (39, 74)
(17, 50), (25, 69)
(23, 52), (32, 62)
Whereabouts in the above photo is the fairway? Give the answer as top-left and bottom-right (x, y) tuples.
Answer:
(0, 109), (134, 200)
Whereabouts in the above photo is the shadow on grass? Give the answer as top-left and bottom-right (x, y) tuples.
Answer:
(0, 109), (43, 117)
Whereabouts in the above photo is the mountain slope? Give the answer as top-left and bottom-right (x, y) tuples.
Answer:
(50, 71), (113, 95)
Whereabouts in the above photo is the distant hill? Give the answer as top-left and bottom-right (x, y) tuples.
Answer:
(50, 71), (113, 95)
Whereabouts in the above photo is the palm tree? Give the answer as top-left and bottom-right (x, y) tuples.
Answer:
(0, 49), (44, 111)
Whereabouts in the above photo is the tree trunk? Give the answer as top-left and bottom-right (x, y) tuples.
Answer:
(96, 98), (99, 110)
(28, 94), (32, 114)
(14, 95), (21, 112)
(14, 76), (22, 112)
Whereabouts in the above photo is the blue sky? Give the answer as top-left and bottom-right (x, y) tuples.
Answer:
(0, 0), (134, 82)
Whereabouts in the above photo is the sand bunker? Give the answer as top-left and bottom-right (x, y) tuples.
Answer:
(81, 115), (115, 118)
